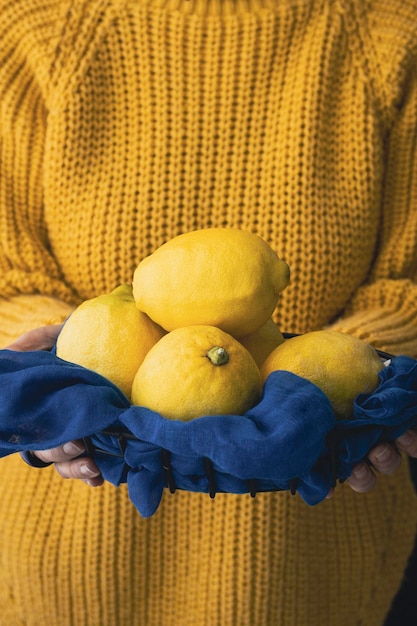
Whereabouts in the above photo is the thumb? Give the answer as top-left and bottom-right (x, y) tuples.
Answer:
(6, 324), (64, 352)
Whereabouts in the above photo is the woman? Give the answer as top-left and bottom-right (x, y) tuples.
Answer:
(1, 0), (417, 624)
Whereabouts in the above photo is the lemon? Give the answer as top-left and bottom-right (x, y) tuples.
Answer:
(132, 228), (290, 337)
(260, 330), (384, 419)
(239, 318), (285, 367)
(56, 285), (166, 399)
(131, 325), (262, 420)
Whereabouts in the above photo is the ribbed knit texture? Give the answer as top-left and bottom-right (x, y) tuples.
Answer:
(1, 1), (417, 624)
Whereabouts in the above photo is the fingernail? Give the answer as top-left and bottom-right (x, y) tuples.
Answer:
(373, 444), (391, 461)
(63, 441), (84, 456)
(80, 464), (99, 478)
(397, 432), (413, 446)
(352, 464), (368, 479)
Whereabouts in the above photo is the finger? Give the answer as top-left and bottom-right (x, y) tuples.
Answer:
(395, 430), (417, 458)
(346, 462), (377, 493)
(34, 440), (86, 463)
(54, 457), (103, 484)
(6, 324), (64, 352)
(367, 443), (402, 475)
(82, 476), (105, 487)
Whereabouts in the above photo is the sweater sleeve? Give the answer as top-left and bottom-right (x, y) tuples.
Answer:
(0, 0), (78, 347)
(330, 0), (417, 357)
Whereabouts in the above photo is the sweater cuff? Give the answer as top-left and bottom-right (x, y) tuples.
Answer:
(0, 295), (75, 349)
(329, 279), (417, 357)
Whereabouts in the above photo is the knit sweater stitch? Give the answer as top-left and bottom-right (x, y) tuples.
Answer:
(0, 1), (417, 624)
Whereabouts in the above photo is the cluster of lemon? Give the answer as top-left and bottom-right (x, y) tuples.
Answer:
(56, 228), (383, 421)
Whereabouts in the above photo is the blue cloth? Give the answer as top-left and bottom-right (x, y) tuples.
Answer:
(0, 349), (416, 517)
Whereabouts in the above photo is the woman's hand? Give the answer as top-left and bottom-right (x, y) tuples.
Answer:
(33, 442), (104, 487)
(6, 324), (64, 351)
(7, 325), (104, 487)
(346, 430), (417, 493)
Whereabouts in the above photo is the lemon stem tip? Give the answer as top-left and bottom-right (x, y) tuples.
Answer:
(206, 346), (229, 366)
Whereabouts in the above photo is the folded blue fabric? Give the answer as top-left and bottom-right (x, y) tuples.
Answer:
(0, 349), (416, 517)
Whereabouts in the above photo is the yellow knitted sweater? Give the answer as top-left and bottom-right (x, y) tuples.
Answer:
(1, 1), (417, 624)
